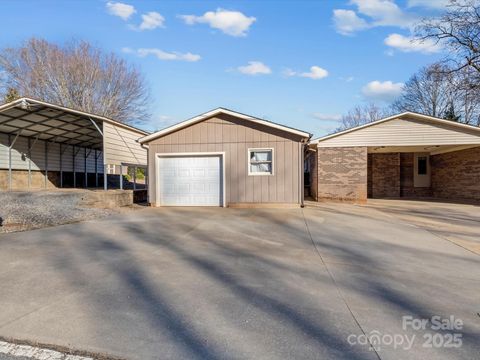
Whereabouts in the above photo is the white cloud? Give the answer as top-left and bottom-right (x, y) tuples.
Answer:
(300, 66), (329, 79)
(341, 76), (355, 82)
(179, 9), (256, 37)
(384, 33), (442, 53)
(138, 11), (165, 30)
(106, 1), (136, 20)
(312, 113), (342, 121)
(333, 9), (369, 35)
(362, 80), (404, 102)
(237, 61), (271, 75)
(283, 66), (329, 80)
(353, 0), (417, 27)
(124, 48), (201, 62)
(333, 0), (418, 35)
(407, 0), (449, 9)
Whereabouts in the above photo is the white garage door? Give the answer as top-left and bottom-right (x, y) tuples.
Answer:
(157, 155), (222, 206)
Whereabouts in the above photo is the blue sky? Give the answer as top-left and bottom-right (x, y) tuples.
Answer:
(0, 0), (448, 137)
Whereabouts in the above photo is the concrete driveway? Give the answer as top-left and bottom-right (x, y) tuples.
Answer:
(0, 204), (479, 359)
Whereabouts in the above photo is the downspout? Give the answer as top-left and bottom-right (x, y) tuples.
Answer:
(139, 142), (150, 205)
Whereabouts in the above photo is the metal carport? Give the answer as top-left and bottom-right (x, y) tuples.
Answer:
(0, 97), (148, 191)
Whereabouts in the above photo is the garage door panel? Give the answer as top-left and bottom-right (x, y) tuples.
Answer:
(157, 155), (222, 206)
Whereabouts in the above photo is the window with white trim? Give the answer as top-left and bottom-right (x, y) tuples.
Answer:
(248, 148), (273, 175)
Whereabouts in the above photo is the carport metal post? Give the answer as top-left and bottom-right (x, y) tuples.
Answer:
(27, 136), (39, 189)
(27, 138), (31, 189)
(7, 134), (11, 190)
(119, 164), (123, 190)
(104, 164), (107, 191)
(133, 165), (136, 190)
(84, 147), (87, 188)
(73, 145), (76, 188)
(44, 141), (48, 189)
(94, 150), (98, 187)
(59, 143), (62, 188)
(8, 131), (22, 190)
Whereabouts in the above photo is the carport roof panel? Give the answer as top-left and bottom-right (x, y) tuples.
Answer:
(0, 97), (150, 149)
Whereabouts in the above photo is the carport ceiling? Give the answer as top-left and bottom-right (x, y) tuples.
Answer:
(0, 99), (103, 149)
(368, 144), (479, 155)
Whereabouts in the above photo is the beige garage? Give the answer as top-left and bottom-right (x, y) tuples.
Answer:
(139, 108), (311, 207)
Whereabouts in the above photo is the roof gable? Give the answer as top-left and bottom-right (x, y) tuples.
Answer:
(312, 112), (480, 147)
(139, 108), (311, 144)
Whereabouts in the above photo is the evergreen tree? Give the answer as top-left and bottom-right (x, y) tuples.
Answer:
(444, 102), (460, 122)
(3, 87), (20, 103)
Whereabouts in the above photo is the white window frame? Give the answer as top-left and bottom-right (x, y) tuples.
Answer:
(248, 148), (274, 176)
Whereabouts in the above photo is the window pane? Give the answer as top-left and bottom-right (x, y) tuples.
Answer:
(250, 150), (272, 162)
(250, 163), (272, 173)
(418, 157), (427, 175)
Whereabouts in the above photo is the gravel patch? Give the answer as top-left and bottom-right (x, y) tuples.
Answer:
(0, 191), (115, 233)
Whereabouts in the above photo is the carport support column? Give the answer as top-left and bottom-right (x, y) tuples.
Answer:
(84, 147), (87, 188)
(119, 164), (123, 190)
(8, 135), (11, 190)
(95, 150), (98, 187)
(73, 145), (76, 188)
(104, 164), (107, 191)
(28, 138), (32, 189)
(59, 143), (63, 188)
(44, 141), (48, 189)
(133, 166), (136, 190)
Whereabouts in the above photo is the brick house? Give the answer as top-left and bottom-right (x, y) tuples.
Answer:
(308, 112), (480, 203)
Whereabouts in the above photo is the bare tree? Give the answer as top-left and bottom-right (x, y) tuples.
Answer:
(452, 67), (480, 124)
(392, 63), (480, 124)
(0, 38), (150, 124)
(336, 103), (387, 131)
(392, 63), (454, 117)
(417, 0), (480, 84)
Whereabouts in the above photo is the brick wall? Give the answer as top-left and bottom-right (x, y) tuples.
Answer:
(370, 153), (401, 198)
(317, 146), (367, 202)
(431, 146), (480, 201)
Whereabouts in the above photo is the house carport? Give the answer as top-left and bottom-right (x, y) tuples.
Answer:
(0, 97), (148, 191)
(309, 112), (480, 203)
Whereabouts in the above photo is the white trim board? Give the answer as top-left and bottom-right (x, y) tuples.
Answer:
(139, 108), (311, 144)
(155, 152), (226, 207)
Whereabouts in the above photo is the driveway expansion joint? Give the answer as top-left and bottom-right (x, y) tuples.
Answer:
(301, 209), (382, 360)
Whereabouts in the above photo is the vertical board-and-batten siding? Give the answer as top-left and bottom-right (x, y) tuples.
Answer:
(103, 122), (147, 166)
(316, 117), (480, 147)
(0, 133), (103, 173)
(147, 114), (304, 206)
